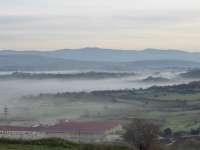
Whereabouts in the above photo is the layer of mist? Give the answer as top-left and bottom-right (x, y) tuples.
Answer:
(0, 70), (198, 125)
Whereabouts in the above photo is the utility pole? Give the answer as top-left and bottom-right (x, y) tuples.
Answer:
(78, 129), (81, 150)
(4, 105), (8, 121)
(78, 130), (81, 150)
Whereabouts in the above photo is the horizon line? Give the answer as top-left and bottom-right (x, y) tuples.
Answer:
(0, 47), (199, 53)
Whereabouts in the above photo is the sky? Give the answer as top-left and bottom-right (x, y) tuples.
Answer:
(0, 0), (200, 51)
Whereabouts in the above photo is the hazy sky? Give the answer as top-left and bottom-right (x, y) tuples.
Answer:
(0, 0), (200, 51)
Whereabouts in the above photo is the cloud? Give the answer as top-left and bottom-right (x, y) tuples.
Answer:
(0, 0), (200, 50)
(0, 15), (41, 24)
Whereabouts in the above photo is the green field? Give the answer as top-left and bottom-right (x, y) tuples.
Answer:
(0, 138), (200, 150)
(148, 92), (200, 101)
(169, 139), (200, 150)
(0, 144), (131, 150)
(0, 138), (131, 150)
(10, 81), (200, 133)
(0, 144), (64, 150)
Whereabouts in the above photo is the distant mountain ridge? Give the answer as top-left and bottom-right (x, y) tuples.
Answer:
(0, 47), (200, 62)
(0, 47), (200, 71)
(180, 69), (200, 79)
(0, 71), (135, 80)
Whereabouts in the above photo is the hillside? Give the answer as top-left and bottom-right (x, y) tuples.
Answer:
(0, 72), (135, 80)
(1, 48), (200, 71)
(180, 70), (200, 78)
(2, 47), (200, 62)
(141, 76), (170, 82)
(22, 81), (200, 131)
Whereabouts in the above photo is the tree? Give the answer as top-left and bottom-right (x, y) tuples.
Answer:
(124, 119), (163, 150)
(163, 128), (172, 138)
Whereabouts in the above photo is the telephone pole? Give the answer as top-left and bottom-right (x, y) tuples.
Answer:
(4, 105), (8, 122)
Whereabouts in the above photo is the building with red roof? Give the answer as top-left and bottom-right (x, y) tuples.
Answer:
(0, 121), (122, 142)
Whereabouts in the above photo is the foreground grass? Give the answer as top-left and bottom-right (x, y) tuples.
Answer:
(169, 138), (200, 150)
(0, 138), (131, 150)
(0, 144), (64, 150)
(0, 137), (200, 150)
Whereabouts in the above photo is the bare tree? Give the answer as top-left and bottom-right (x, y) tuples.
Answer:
(124, 119), (163, 150)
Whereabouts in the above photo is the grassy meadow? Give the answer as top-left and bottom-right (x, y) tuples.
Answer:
(0, 138), (131, 150)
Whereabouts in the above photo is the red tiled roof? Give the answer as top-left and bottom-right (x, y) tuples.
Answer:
(0, 125), (42, 132)
(0, 122), (119, 134)
(46, 122), (119, 133)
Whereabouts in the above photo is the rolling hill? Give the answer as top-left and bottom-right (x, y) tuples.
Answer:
(0, 48), (200, 71)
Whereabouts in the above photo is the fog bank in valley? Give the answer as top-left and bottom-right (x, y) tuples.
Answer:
(0, 70), (196, 124)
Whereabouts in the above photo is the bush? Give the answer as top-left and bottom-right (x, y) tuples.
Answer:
(163, 128), (172, 138)
(190, 129), (200, 135)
